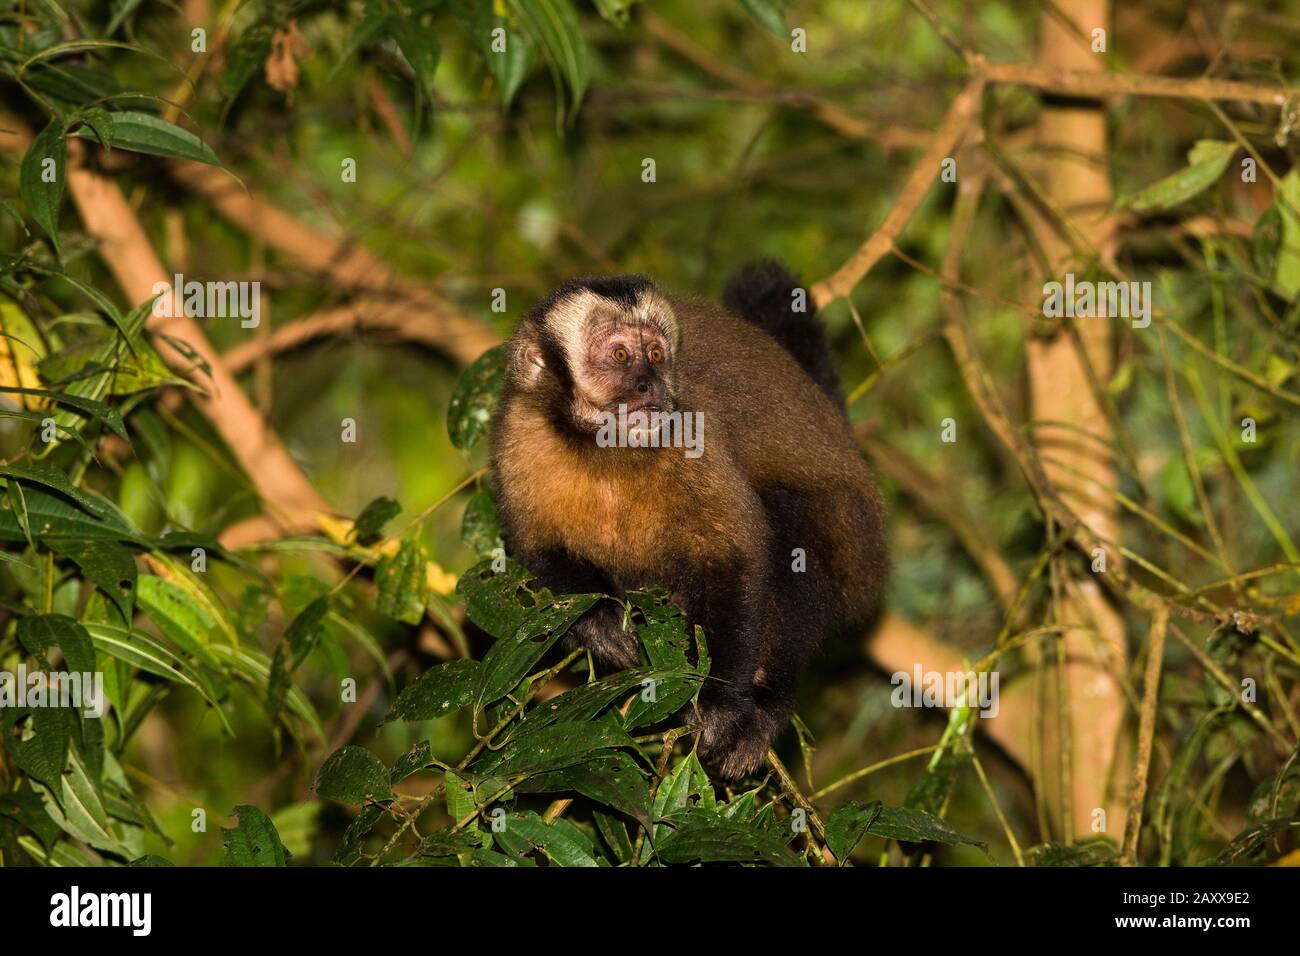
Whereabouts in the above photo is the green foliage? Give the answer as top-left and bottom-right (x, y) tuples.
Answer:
(446, 344), (506, 452)
(0, 0), (1296, 871)
(1119, 140), (1237, 212)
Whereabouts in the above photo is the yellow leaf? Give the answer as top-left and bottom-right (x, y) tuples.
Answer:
(426, 561), (457, 596)
(0, 301), (48, 410)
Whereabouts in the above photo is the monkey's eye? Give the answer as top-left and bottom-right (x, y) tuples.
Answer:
(612, 346), (630, 364)
(647, 345), (665, 364)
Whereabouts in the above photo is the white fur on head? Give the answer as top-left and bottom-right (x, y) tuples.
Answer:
(540, 287), (678, 395)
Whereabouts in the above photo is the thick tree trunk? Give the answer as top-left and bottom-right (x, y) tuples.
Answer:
(1024, 1), (1129, 841)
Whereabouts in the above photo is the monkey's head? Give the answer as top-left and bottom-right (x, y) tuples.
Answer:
(508, 276), (680, 437)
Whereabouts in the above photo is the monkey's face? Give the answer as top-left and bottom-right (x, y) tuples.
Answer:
(571, 319), (675, 426)
(515, 285), (680, 437)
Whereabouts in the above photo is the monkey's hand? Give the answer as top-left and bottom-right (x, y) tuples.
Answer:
(696, 689), (768, 781)
(563, 600), (640, 670)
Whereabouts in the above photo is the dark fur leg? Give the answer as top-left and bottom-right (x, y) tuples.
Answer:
(522, 548), (639, 669)
(686, 566), (771, 780)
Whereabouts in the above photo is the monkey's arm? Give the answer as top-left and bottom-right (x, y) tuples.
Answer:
(682, 558), (779, 780)
(514, 545), (640, 670)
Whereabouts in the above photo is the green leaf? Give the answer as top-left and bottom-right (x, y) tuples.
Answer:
(640, 751), (713, 862)
(391, 20), (441, 97)
(903, 749), (970, 816)
(210, 643), (324, 739)
(0, 706), (73, 790)
(0, 788), (62, 850)
(390, 740), (434, 785)
(738, 0), (792, 36)
(48, 539), (137, 621)
(20, 120), (67, 257)
(71, 106), (115, 151)
(475, 719), (636, 777)
(71, 111), (220, 165)
(446, 344), (506, 451)
(622, 592), (701, 728)
(327, 9), (393, 82)
(221, 22), (274, 104)
(509, 0), (591, 117)
(136, 575), (219, 668)
(593, 809), (633, 863)
(221, 805), (290, 866)
(469, 846), (534, 866)
(375, 537), (428, 624)
(268, 595), (331, 720)
(825, 800), (883, 861)
(866, 805), (987, 850)
(444, 769), (479, 826)
(106, 0), (147, 37)
(655, 808), (804, 866)
(1270, 170), (1300, 301)
(83, 621), (227, 717)
(1210, 818), (1300, 866)
(474, 592), (599, 707)
(334, 804), (385, 865)
(518, 752), (651, 824)
(1027, 837), (1119, 867)
(1254, 202), (1283, 281)
(354, 496), (401, 539)
(1159, 455), (1202, 527)
(39, 747), (126, 855)
(494, 810), (601, 866)
(0, 462), (134, 531)
(17, 39), (162, 74)
(460, 486), (503, 555)
(383, 658), (480, 723)
(456, 558), (545, 640)
(513, 665), (697, 739)
(0, 386), (128, 440)
(17, 614), (96, 674)
(0, 484), (138, 545)
(1120, 140), (1236, 213)
(315, 746), (395, 805)
(403, 828), (485, 863)
(452, 0), (535, 107)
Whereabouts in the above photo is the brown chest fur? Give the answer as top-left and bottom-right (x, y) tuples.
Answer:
(497, 406), (755, 581)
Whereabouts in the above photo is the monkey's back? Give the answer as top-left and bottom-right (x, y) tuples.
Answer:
(670, 296), (887, 620)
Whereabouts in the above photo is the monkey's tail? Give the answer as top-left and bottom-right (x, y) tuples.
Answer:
(723, 260), (843, 408)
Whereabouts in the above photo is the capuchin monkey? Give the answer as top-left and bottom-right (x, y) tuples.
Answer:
(490, 261), (886, 780)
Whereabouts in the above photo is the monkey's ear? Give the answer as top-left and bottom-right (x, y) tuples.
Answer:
(519, 343), (547, 388)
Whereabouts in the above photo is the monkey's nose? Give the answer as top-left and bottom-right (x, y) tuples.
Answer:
(637, 382), (650, 394)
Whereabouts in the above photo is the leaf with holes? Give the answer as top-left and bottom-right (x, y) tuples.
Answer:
(48, 539), (137, 620)
(375, 537), (428, 625)
(221, 805), (290, 867)
(446, 345), (506, 451)
(315, 746), (394, 805)
(382, 658), (480, 723)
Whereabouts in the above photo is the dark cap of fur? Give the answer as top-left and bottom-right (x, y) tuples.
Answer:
(524, 274), (658, 325)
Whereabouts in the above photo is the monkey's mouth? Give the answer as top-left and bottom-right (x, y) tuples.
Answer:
(618, 396), (674, 415)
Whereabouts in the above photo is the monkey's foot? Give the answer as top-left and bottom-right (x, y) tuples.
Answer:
(564, 601), (640, 670)
(696, 698), (770, 781)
